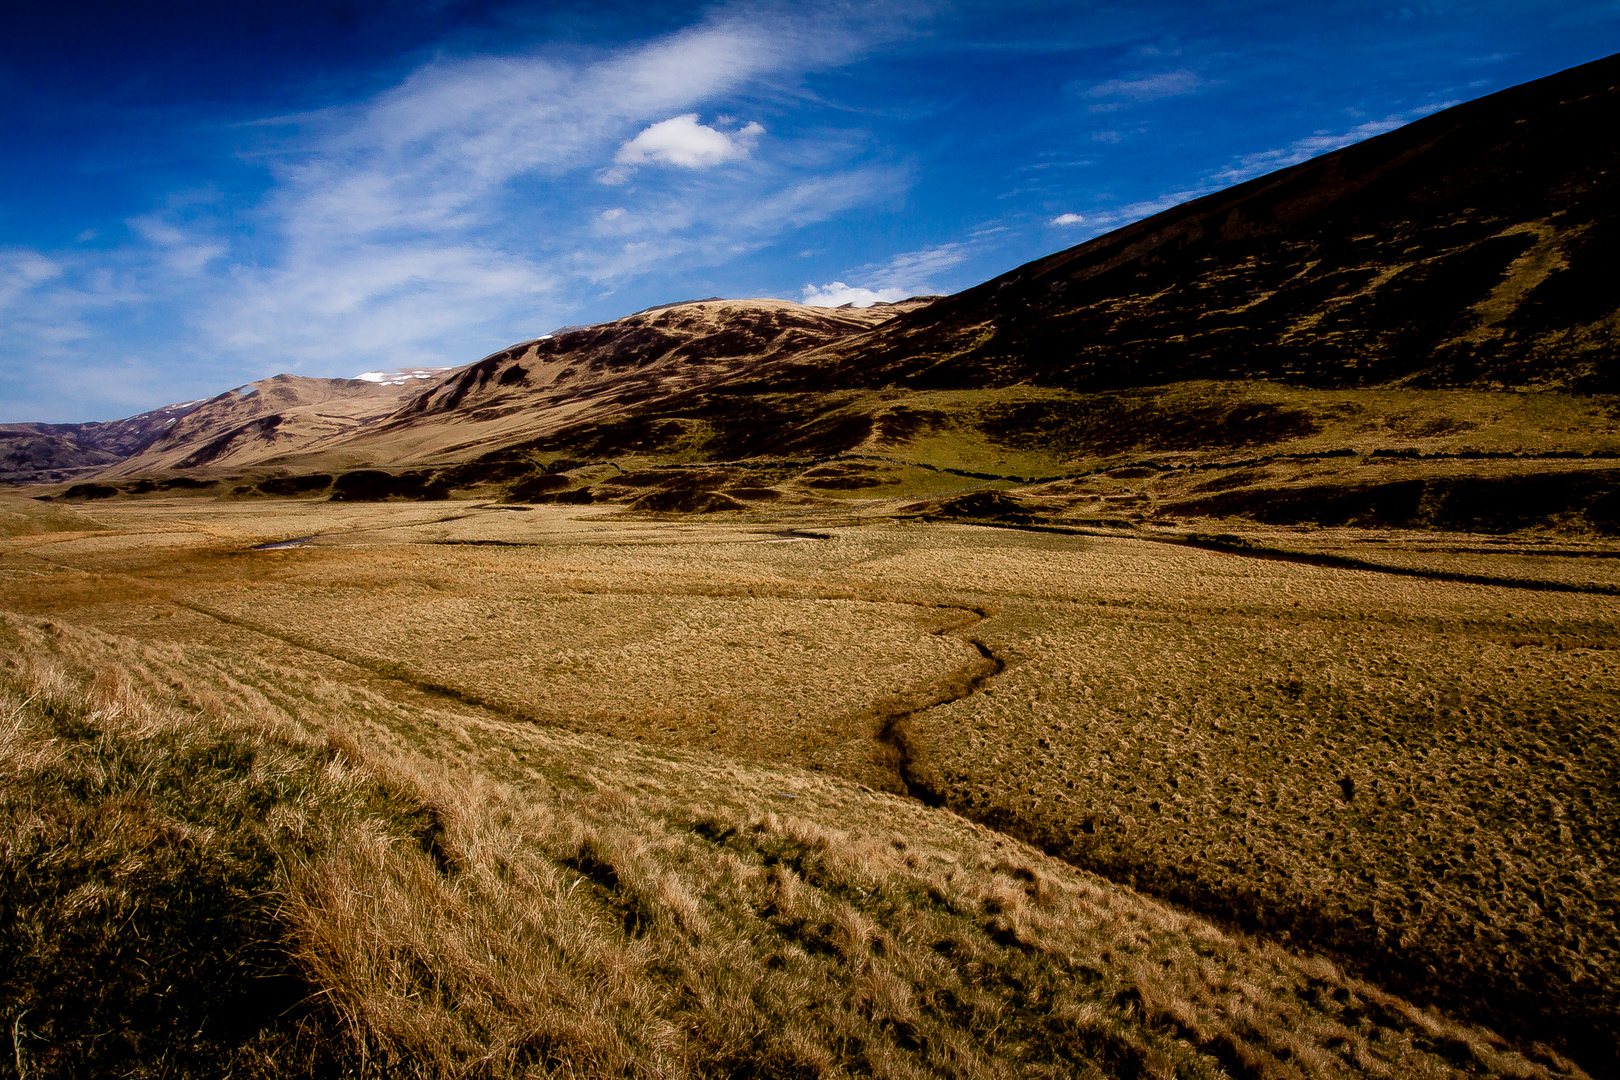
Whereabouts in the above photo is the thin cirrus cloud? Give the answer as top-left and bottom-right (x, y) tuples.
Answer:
(0, 5), (924, 419)
(1078, 68), (1209, 112)
(0, 246), (166, 420)
(0, 250), (63, 312)
(580, 164), (909, 285)
(1070, 100), (1462, 238)
(1209, 102), (1460, 183)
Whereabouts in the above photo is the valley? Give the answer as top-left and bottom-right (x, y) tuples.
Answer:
(3, 49), (1618, 1080)
(4, 492), (1616, 1074)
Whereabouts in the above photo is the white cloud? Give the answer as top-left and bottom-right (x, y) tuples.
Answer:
(578, 164), (907, 283)
(802, 242), (966, 307)
(1050, 213), (1085, 226)
(0, 247), (179, 422)
(0, 247), (142, 347)
(208, 244), (558, 369)
(127, 215), (189, 247)
(0, 250), (63, 310)
(600, 207), (626, 221)
(611, 114), (763, 172)
(870, 243), (968, 287)
(1080, 189), (1209, 231)
(127, 213), (227, 275)
(1079, 68), (1208, 112)
(801, 281), (907, 307)
(729, 168), (904, 232)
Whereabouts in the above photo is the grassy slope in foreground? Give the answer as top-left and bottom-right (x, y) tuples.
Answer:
(7, 493), (1617, 1075)
(0, 611), (1590, 1080)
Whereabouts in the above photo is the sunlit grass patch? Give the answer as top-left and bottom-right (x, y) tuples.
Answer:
(1, 613), (1590, 1078)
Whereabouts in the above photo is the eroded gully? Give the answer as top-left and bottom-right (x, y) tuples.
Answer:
(24, 546), (1012, 801)
(872, 605), (1006, 803)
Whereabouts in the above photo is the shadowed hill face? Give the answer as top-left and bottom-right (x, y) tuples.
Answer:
(0, 400), (211, 482)
(0, 429), (123, 484)
(794, 52), (1620, 394)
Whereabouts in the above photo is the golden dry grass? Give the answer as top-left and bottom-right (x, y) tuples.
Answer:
(3, 497), (1617, 1074)
(0, 611), (1591, 1079)
(0, 491), (105, 538)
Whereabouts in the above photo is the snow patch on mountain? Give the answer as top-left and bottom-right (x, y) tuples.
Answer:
(355, 367), (451, 386)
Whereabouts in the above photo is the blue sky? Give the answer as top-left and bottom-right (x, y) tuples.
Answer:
(2, 2), (1617, 422)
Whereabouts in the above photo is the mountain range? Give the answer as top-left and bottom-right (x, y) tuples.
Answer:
(13, 52), (1620, 534)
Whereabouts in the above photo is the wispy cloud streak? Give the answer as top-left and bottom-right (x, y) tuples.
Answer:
(1210, 102), (1460, 183)
(213, 7), (904, 367)
(2, 5), (925, 417)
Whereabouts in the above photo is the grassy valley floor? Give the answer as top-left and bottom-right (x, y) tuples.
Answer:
(1, 492), (1615, 1076)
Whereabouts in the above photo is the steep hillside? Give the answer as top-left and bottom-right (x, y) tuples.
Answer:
(301, 297), (929, 468)
(0, 398), (209, 483)
(786, 51), (1619, 393)
(96, 372), (445, 478)
(0, 428), (122, 484)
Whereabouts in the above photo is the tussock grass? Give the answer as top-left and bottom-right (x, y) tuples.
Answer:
(892, 543), (1620, 1069)
(0, 493), (104, 539)
(0, 651), (361, 1076)
(8, 506), (1618, 1071)
(0, 613), (1590, 1078)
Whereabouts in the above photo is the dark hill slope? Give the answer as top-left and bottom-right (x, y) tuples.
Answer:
(794, 51), (1620, 393)
(0, 400), (208, 483)
(0, 429), (121, 485)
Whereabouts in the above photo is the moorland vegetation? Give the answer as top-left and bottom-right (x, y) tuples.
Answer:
(0, 557), (1597, 1079)
(3, 49), (1620, 1080)
(2, 494), (1616, 1075)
